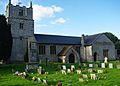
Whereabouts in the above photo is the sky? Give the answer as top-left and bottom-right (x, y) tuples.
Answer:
(0, 0), (120, 38)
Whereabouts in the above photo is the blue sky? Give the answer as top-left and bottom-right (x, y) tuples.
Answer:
(0, 0), (120, 38)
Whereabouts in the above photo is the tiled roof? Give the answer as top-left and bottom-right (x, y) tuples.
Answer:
(34, 33), (103, 45)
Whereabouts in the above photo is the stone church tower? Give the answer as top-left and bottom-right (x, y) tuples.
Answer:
(6, 0), (34, 62)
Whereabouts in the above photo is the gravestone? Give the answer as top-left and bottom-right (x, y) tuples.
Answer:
(89, 64), (93, 68)
(37, 78), (42, 83)
(97, 70), (103, 73)
(88, 69), (93, 73)
(116, 64), (120, 69)
(104, 57), (108, 63)
(26, 63), (39, 72)
(37, 66), (42, 74)
(94, 64), (98, 68)
(82, 74), (88, 79)
(61, 70), (66, 75)
(76, 70), (81, 74)
(71, 65), (75, 69)
(90, 74), (97, 80)
(62, 65), (66, 70)
(67, 69), (71, 73)
(109, 63), (113, 68)
(43, 79), (48, 85)
(83, 63), (87, 67)
(101, 63), (105, 68)
(71, 65), (75, 72)
(79, 78), (84, 82)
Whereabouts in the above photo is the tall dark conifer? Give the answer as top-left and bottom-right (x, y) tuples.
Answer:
(0, 15), (12, 62)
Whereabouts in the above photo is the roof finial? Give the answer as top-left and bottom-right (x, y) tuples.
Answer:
(9, 0), (11, 4)
(30, 0), (32, 8)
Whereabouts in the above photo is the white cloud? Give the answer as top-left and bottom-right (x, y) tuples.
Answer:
(33, 4), (63, 21)
(50, 18), (66, 25)
(11, 0), (19, 5)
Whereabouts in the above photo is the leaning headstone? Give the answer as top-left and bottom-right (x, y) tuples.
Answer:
(101, 63), (105, 68)
(89, 64), (93, 68)
(43, 79), (48, 86)
(109, 63), (113, 68)
(37, 78), (42, 83)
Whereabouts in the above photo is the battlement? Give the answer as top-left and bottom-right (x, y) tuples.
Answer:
(6, 1), (33, 20)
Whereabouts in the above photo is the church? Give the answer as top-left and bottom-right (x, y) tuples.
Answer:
(6, 0), (116, 63)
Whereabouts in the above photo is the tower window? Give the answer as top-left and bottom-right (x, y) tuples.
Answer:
(50, 46), (56, 55)
(19, 9), (23, 16)
(19, 23), (24, 29)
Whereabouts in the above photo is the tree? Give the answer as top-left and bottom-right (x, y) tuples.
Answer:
(0, 15), (12, 63)
(104, 32), (120, 59)
(104, 32), (119, 44)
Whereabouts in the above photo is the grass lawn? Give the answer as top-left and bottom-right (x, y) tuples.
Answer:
(1, 61), (120, 86)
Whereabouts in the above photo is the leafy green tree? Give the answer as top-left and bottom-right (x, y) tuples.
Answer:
(0, 15), (12, 63)
(104, 32), (120, 58)
(104, 32), (119, 44)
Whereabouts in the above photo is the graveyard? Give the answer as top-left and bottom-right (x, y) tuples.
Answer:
(1, 61), (120, 86)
